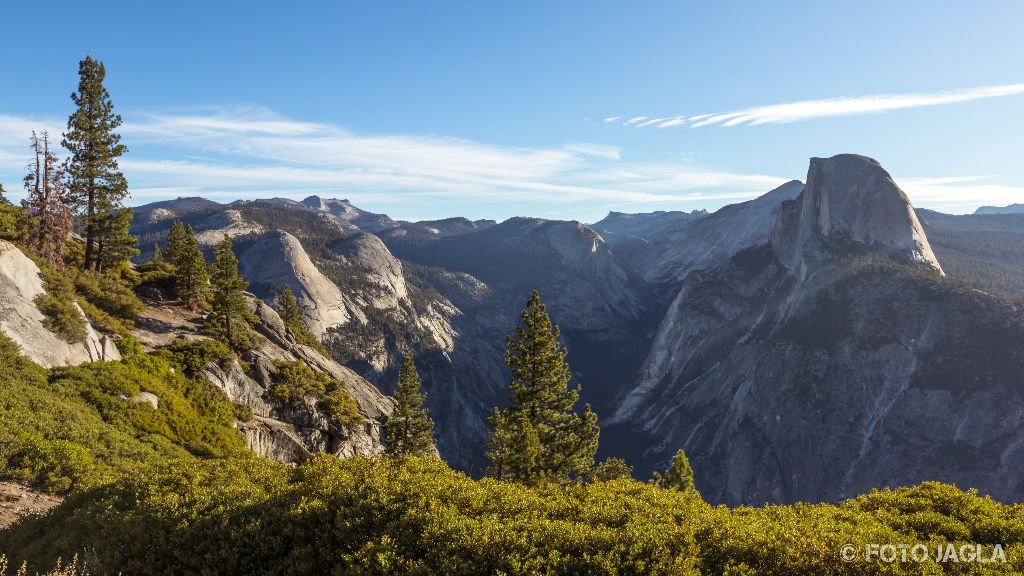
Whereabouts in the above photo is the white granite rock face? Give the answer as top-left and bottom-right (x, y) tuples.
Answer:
(772, 154), (943, 275)
(0, 241), (120, 368)
(237, 230), (359, 337)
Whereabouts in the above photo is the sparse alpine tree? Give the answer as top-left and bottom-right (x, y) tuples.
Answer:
(486, 290), (600, 485)
(277, 284), (303, 327)
(22, 131), (74, 268)
(385, 356), (436, 457)
(166, 219), (187, 265)
(63, 56), (129, 271)
(275, 283), (320, 349)
(176, 225), (209, 308)
(651, 449), (700, 497)
(208, 234), (253, 344)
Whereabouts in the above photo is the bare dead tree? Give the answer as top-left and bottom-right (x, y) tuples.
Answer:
(22, 131), (74, 268)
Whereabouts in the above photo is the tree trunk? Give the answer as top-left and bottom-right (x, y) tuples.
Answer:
(84, 178), (96, 270)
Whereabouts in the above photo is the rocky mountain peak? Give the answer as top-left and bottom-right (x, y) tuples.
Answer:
(772, 154), (943, 274)
(301, 195), (354, 214)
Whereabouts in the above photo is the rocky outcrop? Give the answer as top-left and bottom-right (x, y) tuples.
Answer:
(331, 233), (410, 307)
(237, 230), (361, 336)
(200, 300), (394, 463)
(609, 155), (1024, 505)
(0, 241), (120, 368)
(376, 217), (497, 241)
(263, 196), (399, 233)
(193, 209), (265, 246)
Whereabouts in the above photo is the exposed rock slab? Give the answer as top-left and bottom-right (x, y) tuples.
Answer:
(0, 241), (120, 368)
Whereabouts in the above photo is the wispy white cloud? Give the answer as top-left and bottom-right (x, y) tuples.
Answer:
(0, 107), (797, 217)
(602, 116), (620, 124)
(609, 83), (1024, 128)
(562, 142), (622, 160)
(4, 106), (1020, 218)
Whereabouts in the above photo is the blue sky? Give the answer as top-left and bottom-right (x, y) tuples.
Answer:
(1, 0), (1023, 222)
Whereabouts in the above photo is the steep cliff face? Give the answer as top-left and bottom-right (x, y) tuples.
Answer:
(611, 155), (1024, 505)
(0, 241), (120, 368)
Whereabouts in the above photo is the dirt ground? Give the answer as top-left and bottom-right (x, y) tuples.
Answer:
(132, 296), (210, 350)
(0, 481), (62, 530)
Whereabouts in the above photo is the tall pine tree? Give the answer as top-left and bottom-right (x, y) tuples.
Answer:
(385, 356), (436, 457)
(166, 219), (187, 264)
(486, 290), (600, 485)
(175, 225), (209, 308)
(63, 56), (129, 271)
(22, 131), (74, 268)
(208, 234), (254, 345)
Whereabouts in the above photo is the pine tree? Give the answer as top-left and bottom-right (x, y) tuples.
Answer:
(176, 226), (209, 308)
(208, 234), (253, 345)
(151, 243), (164, 264)
(485, 290), (600, 485)
(63, 56), (129, 272)
(166, 219), (186, 265)
(650, 449), (700, 497)
(385, 356), (436, 457)
(275, 284), (326, 352)
(278, 284), (303, 327)
(22, 131), (74, 268)
(94, 207), (138, 272)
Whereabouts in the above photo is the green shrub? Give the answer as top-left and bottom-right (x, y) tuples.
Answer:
(0, 333), (242, 493)
(0, 434), (95, 493)
(71, 269), (143, 327)
(232, 403), (253, 423)
(32, 268), (87, 345)
(270, 360), (362, 428)
(0, 202), (25, 240)
(135, 260), (177, 286)
(162, 338), (233, 376)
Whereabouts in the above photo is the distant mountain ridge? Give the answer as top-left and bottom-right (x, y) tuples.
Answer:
(975, 203), (1024, 215)
(126, 155), (1024, 502)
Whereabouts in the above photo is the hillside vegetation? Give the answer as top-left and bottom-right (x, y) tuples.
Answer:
(3, 455), (1023, 575)
(0, 334), (243, 493)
